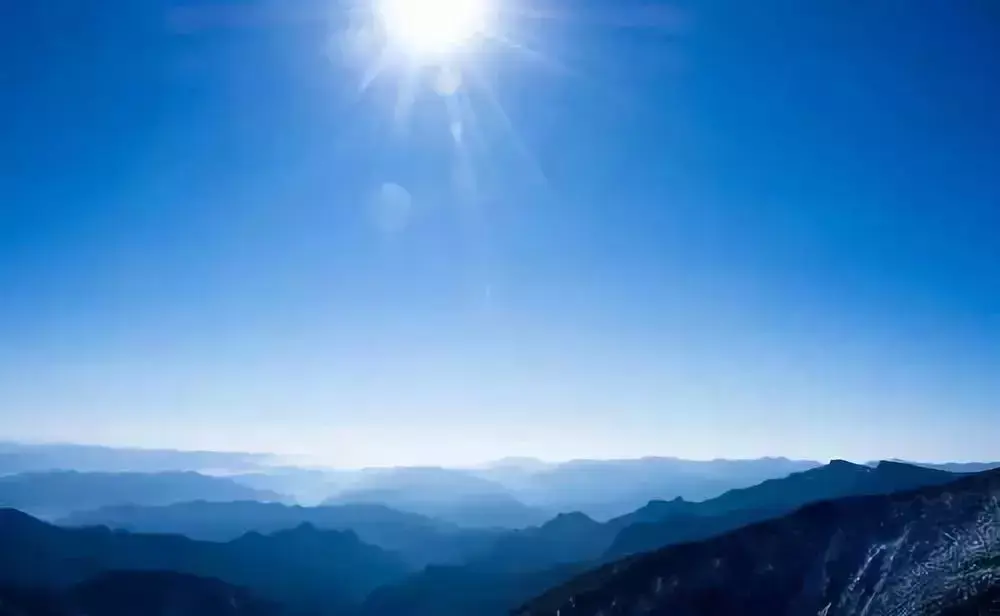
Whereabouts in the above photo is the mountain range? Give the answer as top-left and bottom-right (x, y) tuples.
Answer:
(60, 500), (499, 567)
(317, 457), (824, 524)
(606, 459), (962, 559)
(477, 456), (823, 520)
(0, 508), (409, 613)
(59, 460), (954, 576)
(357, 460), (970, 616)
(323, 466), (551, 528)
(1, 445), (998, 616)
(0, 471), (282, 519)
(516, 467), (1000, 616)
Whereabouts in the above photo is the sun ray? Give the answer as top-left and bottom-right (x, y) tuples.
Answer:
(501, 4), (685, 32)
(486, 26), (641, 113)
(357, 47), (391, 94)
(485, 32), (580, 79)
(393, 67), (420, 129)
(464, 65), (550, 189)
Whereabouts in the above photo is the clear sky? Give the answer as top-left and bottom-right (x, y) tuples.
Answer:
(1, 0), (998, 467)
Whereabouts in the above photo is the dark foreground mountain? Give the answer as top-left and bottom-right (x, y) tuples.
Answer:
(60, 500), (500, 566)
(0, 571), (282, 616)
(361, 563), (587, 616)
(0, 509), (410, 613)
(0, 471), (282, 519)
(516, 468), (1000, 616)
(606, 459), (961, 558)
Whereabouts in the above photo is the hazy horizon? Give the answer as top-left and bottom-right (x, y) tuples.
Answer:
(2, 438), (996, 471)
(3, 0), (998, 468)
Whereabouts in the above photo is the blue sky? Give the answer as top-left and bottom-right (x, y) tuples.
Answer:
(1, 0), (998, 466)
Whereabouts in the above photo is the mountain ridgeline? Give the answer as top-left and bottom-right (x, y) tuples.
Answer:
(0, 454), (997, 616)
(606, 459), (962, 559)
(0, 471), (282, 519)
(60, 500), (499, 567)
(357, 460), (973, 616)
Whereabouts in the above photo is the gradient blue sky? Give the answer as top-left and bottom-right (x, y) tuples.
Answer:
(2, 0), (998, 466)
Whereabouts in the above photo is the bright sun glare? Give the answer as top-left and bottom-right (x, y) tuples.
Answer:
(378, 0), (492, 57)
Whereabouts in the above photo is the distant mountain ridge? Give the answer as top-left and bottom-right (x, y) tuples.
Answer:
(323, 466), (550, 528)
(516, 467), (1000, 616)
(476, 456), (823, 520)
(59, 500), (499, 566)
(888, 460), (1000, 474)
(0, 471), (283, 519)
(0, 442), (269, 474)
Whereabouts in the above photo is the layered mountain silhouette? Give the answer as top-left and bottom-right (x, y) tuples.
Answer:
(0, 509), (409, 613)
(311, 458), (821, 525)
(516, 467), (1000, 616)
(470, 460), (961, 572)
(1, 455), (991, 616)
(60, 500), (499, 566)
(227, 467), (353, 505)
(0, 471), (283, 519)
(324, 466), (549, 528)
(0, 571), (282, 616)
(359, 460), (965, 616)
(607, 459), (961, 558)
(472, 457), (821, 520)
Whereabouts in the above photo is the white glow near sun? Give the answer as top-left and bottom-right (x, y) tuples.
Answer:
(378, 0), (491, 57)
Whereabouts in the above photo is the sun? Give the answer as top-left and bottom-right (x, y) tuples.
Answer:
(377, 0), (492, 58)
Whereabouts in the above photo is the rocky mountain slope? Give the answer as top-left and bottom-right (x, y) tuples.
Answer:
(516, 468), (1000, 616)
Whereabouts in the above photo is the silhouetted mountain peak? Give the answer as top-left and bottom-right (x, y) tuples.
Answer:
(249, 521), (359, 546)
(826, 458), (866, 470)
(874, 458), (939, 471)
(0, 507), (42, 525)
(541, 512), (598, 532)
